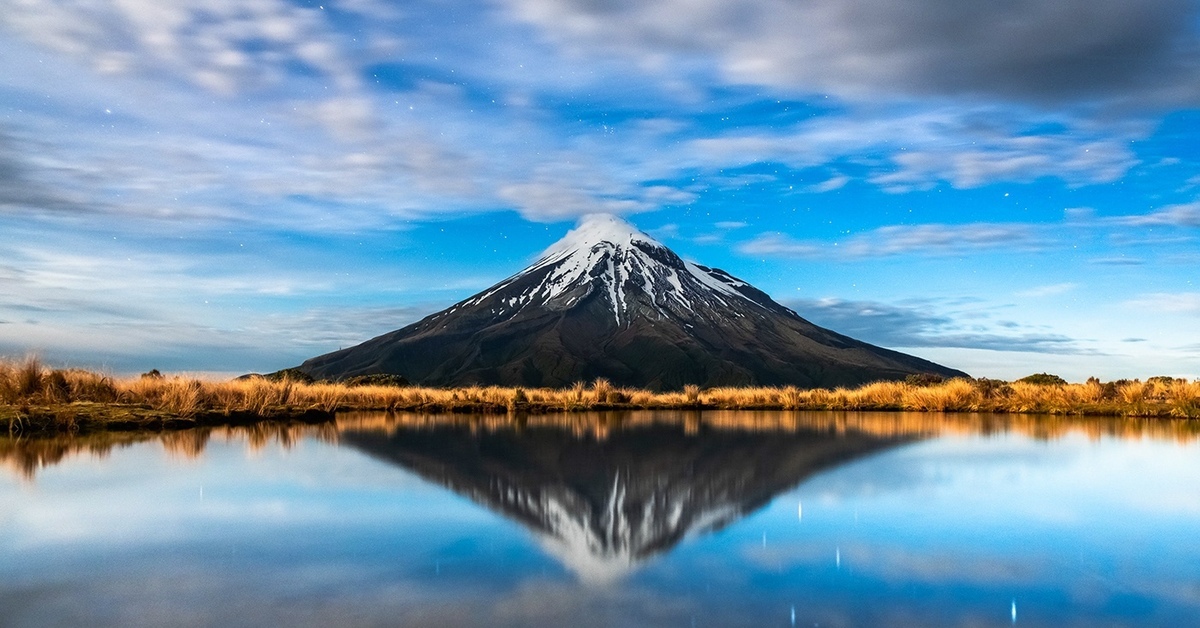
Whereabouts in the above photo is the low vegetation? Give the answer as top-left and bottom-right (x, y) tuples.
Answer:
(3, 355), (1199, 435)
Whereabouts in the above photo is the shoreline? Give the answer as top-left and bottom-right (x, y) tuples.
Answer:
(5, 392), (1199, 436)
(4, 357), (1198, 436)
(2, 403), (334, 435)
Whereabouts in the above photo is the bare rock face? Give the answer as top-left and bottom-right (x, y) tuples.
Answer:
(298, 214), (965, 389)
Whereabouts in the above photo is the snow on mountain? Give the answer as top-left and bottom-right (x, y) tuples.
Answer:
(462, 213), (768, 325)
(462, 467), (745, 585)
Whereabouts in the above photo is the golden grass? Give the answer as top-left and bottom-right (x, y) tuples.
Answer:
(2, 355), (1200, 436)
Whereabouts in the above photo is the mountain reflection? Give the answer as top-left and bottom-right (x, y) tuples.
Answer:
(339, 413), (912, 583)
(6, 407), (1200, 582)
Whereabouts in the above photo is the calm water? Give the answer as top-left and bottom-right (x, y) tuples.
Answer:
(2, 411), (1199, 627)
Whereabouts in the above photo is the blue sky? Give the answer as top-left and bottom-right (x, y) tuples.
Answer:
(1, 0), (1199, 380)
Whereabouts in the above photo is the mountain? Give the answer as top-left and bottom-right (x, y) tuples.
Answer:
(297, 214), (965, 388)
(341, 417), (915, 583)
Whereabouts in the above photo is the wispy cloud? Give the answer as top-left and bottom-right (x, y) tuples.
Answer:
(1016, 283), (1078, 298)
(505, 0), (1200, 103)
(0, 225), (485, 371)
(1089, 256), (1145, 266)
(498, 170), (695, 222)
(740, 222), (1037, 259)
(3, 0), (375, 95)
(869, 136), (1138, 192)
(1125, 292), (1200, 314)
(738, 234), (821, 258)
(1067, 201), (1200, 232)
(786, 297), (1088, 354)
(806, 174), (850, 193)
(688, 111), (1142, 193)
(1115, 202), (1200, 228)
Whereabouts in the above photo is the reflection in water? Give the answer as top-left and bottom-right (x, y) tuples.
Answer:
(5, 410), (1200, 583)
(3, 410), (1200, 627)
(5, 409), (1198, 481)
(340, 413), (911, 583)
(0, 421), (341, 480)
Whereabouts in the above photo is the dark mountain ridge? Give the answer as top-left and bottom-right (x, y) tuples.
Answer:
(297, 214), (965, 388)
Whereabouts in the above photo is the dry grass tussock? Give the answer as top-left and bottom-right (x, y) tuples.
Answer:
(3, 356), (1200, 424)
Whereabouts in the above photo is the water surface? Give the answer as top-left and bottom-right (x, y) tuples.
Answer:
(2, 411), (1199, 627)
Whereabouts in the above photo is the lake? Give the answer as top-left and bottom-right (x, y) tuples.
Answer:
(3, 411), (1199, 627)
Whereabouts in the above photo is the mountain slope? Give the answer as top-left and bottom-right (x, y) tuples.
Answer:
(298, 214), (966, 388)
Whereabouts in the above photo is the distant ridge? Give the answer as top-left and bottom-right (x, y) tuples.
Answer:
(297, 214), (966, 389)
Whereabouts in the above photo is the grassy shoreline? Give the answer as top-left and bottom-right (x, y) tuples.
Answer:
(3, 357), (1199, 435)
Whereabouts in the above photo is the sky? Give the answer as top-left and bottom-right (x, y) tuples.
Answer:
(1, 0), (1199, 380)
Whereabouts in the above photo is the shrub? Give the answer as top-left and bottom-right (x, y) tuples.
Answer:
(44, 370), (70, 403)
(508, 388), (528, 411)
(65, 369), (118, 402)
(591, 378), (613, 404)
(14, 356), (43, 398)
(342, 374), (410, 388)
(1100, 379), (1129, 401)
(972, 378), (1013, 400)
(1118, 380), (1148, 405)
(778, 386), (802, 410)
(905, 373), (945, 387)
(605, 390), (628, 404)
(265, 368), (315, 384)
(157, 379), (206, 417)
(1017, 373), (1068, 387)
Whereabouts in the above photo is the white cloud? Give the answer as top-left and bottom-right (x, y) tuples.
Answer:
(504, 0), (1200, 104)
(496, 157), (695, 222)
(1124, 293), (1200, 314)
(0, 228), (484, 372)
(738, 233), (821, 258)
(498, 181), (646, 222)
(1016, 283), (1079, 298)
(1117, 202), (1200, 228)
(871, 138), (1136, 192)
(2, 0), (366, 96)
(740, 222), (1037, 259)
(687, 110), (1142, 193)
(785, 296), (1093, 357)
(806, 174), (850, 193)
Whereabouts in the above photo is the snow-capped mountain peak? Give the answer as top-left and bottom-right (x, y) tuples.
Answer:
(534, 213), (667, 266)
(467, 213), (766, 325)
